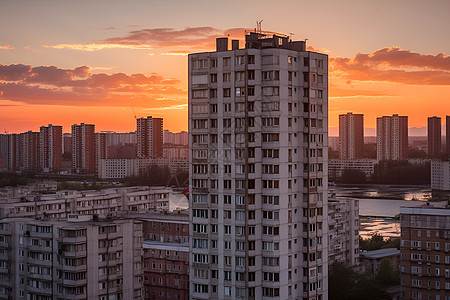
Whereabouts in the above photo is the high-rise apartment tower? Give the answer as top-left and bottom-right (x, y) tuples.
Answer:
(189, 30), (328, 300)
(376, 114), (408, 161)
(72, 123), (96, 173)
(137, 116), (163, 158)
(446, 116), (450, 158)
(427, 116), (441, 158)
(339, 113), (364, 160)
(40, 124), (63, 172)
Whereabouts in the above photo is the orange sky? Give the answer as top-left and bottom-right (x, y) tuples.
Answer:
(1, 0), (449, 134)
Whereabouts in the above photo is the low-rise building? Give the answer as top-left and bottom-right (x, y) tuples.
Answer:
(328, 198), (360, 265)
(98, 158), (188, 179)
(139, 211), (189, 299)
(141, 211), (189, 243)
(400, 205), (450, 300)
(329, 159), (376, 179)
(0, 186), (171, 219)
(143, 240), (189, 300)
(0, 216), (144, 299)
(359, 248), (400, 276)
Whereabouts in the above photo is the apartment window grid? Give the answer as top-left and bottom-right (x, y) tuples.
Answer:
(189, 37), (327, 299)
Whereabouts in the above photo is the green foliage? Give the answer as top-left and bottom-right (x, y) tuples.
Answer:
(123, 165), (188, 187)
(329, 262), (391, 300)
(338, 169), (367, 184)
(349, 274), (391, 300)
(372, 160), (430, 185)
(382, 238), (400, 250)
(57, 181), (120, 191)
(329, 262), (357, 300)
(408, 148), (427, 159)
(360, 233), (400, 251)
(0, 172), (32, 187)
(375, 258), (400, 287)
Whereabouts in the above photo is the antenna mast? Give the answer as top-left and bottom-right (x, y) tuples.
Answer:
(256, 20), (263, 35)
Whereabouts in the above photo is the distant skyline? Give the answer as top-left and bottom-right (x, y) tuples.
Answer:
(1, 0), (449, 133)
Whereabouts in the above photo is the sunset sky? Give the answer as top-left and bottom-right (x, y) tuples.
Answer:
(1, 0), (449, 135)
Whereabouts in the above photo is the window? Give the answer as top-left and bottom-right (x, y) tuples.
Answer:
(223, 57), (231, 67)
(192, 89), (208, 99)
(223, 88), (231, 97)
(193, 59), (208, 69)
(262, 86), (279, 96)
(223, 73), (231, 82)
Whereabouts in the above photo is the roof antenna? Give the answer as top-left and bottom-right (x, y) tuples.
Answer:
(257, 20), (263, 34)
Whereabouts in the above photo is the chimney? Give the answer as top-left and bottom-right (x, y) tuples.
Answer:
(216, 37), (228, 52)
(232, 40), (239, 50)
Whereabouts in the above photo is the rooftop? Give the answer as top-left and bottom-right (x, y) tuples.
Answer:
(360, 248), (400, 259)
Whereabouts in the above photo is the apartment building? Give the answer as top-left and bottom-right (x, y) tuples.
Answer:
(0, 186), (171, 219)
(399, 206), (450, 300)
(0, 216), (143, 299)
(428, 116), (442, 158)
(72, 123), (96, 174)
(140, 211), (189, 299)
(0, 134), (8, 170)
(328, 159), (376, 179)
(137, 116), (163, 158)
(143, 240), (189, 300)
(328, 199), (359, 266)
(164, 130), (188, 146)
(447, 116), (450, 158)
(377, 114), (408, 161)
(431, 159), (450, 192)
(339, 113), (364, 160)
(189, 30), (328, 299)
(97, 157), (188, 179)
(40, 124), (63, 172)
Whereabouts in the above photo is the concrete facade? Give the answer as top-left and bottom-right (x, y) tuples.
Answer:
(400, 206), (450, 300)
(428, 116), (442, 158)
(328, 199), (359, 266)
(189, 30), (328, 299)
(377, 114), (408, 161)
(339, 113), (364, 160)
(0, 217), (144, 300)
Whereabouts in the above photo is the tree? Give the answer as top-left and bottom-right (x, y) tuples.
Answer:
(339, 169), (366, 184)
(329, 262), (356, 300)
(359, 233), (386, 251)
(375, 258), (400, 287)
(329, 262), (391, 300)
(350, 274), (391, 300)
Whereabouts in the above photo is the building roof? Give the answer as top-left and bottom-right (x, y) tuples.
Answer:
(400, 206), (450, 216)
(360, 248), (400, 259)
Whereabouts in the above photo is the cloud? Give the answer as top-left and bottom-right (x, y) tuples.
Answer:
(329, 84), (395, 99)
(0, 63), (184, 107)
(43, 43), (153, 51)
(144, 103), (188, 111)
(307, 45), (332, 55)
(0, 45), (13, 50)
(43, 26), (248, 52)
(331, 47), (450, 85)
